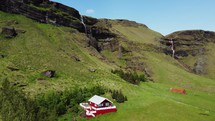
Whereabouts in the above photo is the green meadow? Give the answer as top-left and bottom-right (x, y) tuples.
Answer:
(0, 11), (215, 121)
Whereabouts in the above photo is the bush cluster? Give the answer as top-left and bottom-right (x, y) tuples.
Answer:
(110, 90), (127, 103)
(111, 69), (146, 85)
(0, 80), (105, 121)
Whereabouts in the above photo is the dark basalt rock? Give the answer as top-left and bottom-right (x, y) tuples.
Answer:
(91, 26), (116, 39)
(83, 16), (98, 25)
(6, 20), (19, 26)
(0, 54), (5, 58)
(116, 19), (148, 28)
(175, 50), (189, 57)
(1, 27), (17, 38)
(23, 0), (49, 6)
(7, 66), (19, 71)
(51, 2), (81, 20)
(71, 55), (81, 62)
(10, 81), (20, 86)
(16, 29), (26, 33)
(98, 38), (119, 52)
(41, 70), (55, 78)
(0, 0), (85, 32)
(87, 35), (100, 51)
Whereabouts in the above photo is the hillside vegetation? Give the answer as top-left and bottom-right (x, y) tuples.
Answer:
(0, 9), (215, 121)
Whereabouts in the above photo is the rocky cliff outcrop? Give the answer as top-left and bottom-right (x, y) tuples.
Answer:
(84, 19), (118, 52)
(161, 30), (215, 74)
(0, 0), (85, 32)
(161, 30), (215, 58)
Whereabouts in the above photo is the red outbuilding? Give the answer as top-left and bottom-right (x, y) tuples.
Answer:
(170, 88), (186, 94)
(80, 95), (117, 118)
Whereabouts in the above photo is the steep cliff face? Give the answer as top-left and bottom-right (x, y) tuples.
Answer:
(0, 0), (85, 32)
(0, 0), (120, 52)
(162, 30), (215, 58)
(161, 30), (215, 77)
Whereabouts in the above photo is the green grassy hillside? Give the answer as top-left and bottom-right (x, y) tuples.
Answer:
(0, 11), (121, 94)
(0, 11), (215, 121)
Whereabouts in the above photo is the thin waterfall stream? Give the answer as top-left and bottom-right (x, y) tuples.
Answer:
(170, 39), (175, 58)
(80, 15), (87, 34)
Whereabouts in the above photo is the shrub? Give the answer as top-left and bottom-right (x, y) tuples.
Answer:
(111, 69), (147, 85)
(0, 79), (107, 120)
(111, 90), (127, 103)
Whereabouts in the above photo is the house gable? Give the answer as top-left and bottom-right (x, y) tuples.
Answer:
(88, 95), (112, 105)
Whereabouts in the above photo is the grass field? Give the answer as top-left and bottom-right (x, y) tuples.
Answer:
(0, 11), (215, 121)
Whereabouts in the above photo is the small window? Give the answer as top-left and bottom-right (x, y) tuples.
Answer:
(105, 103), (110, 107)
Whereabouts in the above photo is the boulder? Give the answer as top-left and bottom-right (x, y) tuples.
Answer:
(89, 68), (96, 72)
(7, 66), (19, 71)
(10, 81), (20, 86)
(0, 54), (5, 58)
(6, 20), (19, 26)
(41, 70), (55, 78)
(1, 27), (17, 38)
(16, 29), (26, 33)
(71, 55), (81, 62)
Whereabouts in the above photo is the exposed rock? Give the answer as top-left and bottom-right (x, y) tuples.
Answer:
(83, 16), (98, 25)
(16, 29), (26, 33)
(89, 68), (96, 72)
(0, 54), (5, 58)
(86, 25), (117, 52)
(118, 46), (123, 59)
(37, 78), (46, 81)
(87, 35), (100, 51)
(7, 66), (19, 71)
(23, 0), (49, 6)
(18, 83), (28, 87)
(10, 81), (20, 86)
(191, 48), (206, 56)
(1, 27), (17, 38)
(126, 59), (145, 71)
(98, 38), (119, 52)
(41, 70), (55, 78)
(144, 67), (153, 78)
(91, 26), (116, 39)
(71, 55), (81, 62)
(116, 19), (148, 28)
(193, 58), (207, 74)
(6, 20), (19, 26)
(175, 50), (189, 58)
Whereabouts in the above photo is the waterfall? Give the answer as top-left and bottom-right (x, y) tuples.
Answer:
(80, 15), (87, 34)
(170, 39), (175, 58)
(80, 15), (98, 50)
